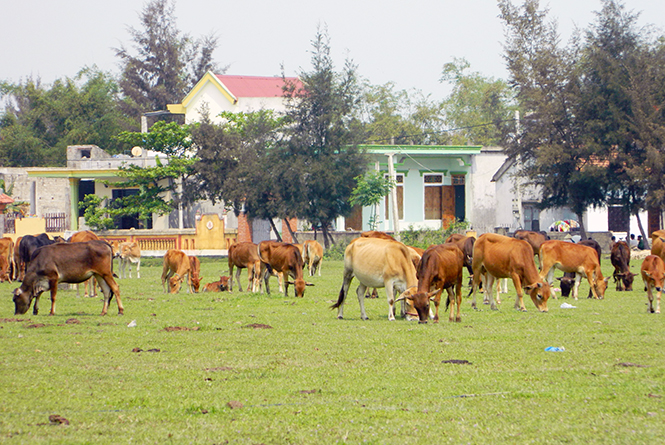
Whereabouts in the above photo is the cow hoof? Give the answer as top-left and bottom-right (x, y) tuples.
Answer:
(657, 310), (661, 314)
(337, 316), (343, 320)
(455, 317), (461, 322)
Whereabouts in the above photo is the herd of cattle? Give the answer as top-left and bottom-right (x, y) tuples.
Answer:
(3, 228), (664, 320)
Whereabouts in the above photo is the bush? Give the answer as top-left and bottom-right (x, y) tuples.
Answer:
(400, 220), (469, 249)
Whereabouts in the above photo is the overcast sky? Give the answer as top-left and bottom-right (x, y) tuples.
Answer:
(2, 0), (665, 101)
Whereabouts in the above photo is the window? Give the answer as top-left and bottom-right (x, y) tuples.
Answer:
(384, 174), (404, 220)
(424, 174), (443, 220)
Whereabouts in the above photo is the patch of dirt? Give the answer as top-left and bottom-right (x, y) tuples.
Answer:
(25, 323), (46, 329)
(300, 389), (318, 394)
(163, 326), (200, 332)
(616, 362), (648, 368)
(243, 323), (273, 329)
(132, 348), (161, 353)
(0, 318), (28, 323)
(48, 415), (69, 425)
(442, 359), (472, 365)
(206, 367), (233, 372)
(65, 318), (81, 324)
(227, 401), (243, 409)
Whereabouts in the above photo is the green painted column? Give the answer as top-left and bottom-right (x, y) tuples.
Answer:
(69, 178), (79, 231)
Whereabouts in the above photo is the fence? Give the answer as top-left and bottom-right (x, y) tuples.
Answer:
(45, 213), (67, 233)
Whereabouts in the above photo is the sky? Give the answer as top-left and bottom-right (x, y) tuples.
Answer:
(2, 0), (665, 102)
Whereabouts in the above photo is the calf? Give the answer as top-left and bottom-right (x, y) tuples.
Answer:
(539, 240), (609, 300)
(611, 241), (635, 291)
(400, 243), (465, 323)
(228, 242), (261, 292)
(12, 240), (122, 316)
(641, 255), (664, 314)
(189, 256), (202, 293)
(470, 233), (550, 312)
(111, 241), (141, 279)
(202, 276), (230, 292)
(303, 239), (324, 277)
(161, 249), (192, 293)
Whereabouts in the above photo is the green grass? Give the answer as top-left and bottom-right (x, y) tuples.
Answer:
(1, 256), (664, 444)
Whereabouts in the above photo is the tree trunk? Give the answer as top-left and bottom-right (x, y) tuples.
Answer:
(284, 218), (299, 244)
(635, 211), (648, 246)
(321, 222), (335, 249)
(576, 212), (587, 240)
(268, 218), (283, 242)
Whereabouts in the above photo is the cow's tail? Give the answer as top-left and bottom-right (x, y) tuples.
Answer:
(330, 284), (346, 309)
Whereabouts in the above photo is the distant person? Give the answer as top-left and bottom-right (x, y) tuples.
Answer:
(637, 235), (647, 250)
(629, 234), (638, 248)
(610, 235), (616, 252)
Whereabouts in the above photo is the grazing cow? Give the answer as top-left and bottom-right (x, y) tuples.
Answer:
(69, 230), (100, 298)
(12, 240), (122, 316)
(558, 238), (603, 298)
(514, 230), (549, 264)
(610, 241), (635, 291)
(227, 242), (261, 292)
(161, 249), (192, 294)
(303, 240), (324, 277)
(258, 241), (311, 297)
(189, 256), (202, 293)
(111, 241), (141, 279)
(399, 243), (465, 323)
(470, 233), (551, 312)
(202, 276), (230, 292)
(641, 255), (665, 314)
(539, 240), (609, 300)
(0, 237), (14, 282)
(17, 233), (61, 281)
(331, 237), (418, 321)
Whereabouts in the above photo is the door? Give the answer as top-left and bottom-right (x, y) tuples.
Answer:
(442, 186), (456, 228)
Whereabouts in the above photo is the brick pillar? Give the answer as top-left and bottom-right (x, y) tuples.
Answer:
(281, 218), (298, 243)
(238, 212), (252, 243)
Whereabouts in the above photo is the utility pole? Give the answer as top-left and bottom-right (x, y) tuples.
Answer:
(386, 152), (400, 241)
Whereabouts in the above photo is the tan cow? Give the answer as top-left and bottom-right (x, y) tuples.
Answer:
(12, 240), (122, 316)
(227, 242), (261, 292)
(189, 256), (202, 293)
(258, 241), (311, 297)
(111, 241), (141, 279)
(161, 249), (192, 294)
(650, 230), (665, 258)
(471, 233), (551, 312)
(69, 230), (100, 297)
(331, 237), (418, 321)
(539, 240), (609, 300)
(303, 239), (324, 277)
(641, 255), (664, 314)
(0, 237), (14, 283)
(399, 243), (465, 323)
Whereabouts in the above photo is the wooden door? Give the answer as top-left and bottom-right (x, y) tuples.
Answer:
(442, 186), (456, 228)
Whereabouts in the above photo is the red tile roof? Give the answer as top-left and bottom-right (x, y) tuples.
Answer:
(215, 75), (300, 98)
(0, 193), (14, 204)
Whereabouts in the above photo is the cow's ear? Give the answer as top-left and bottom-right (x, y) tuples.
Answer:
(631, 273), (638, 277)
(427, 290), (438, 298)
(604, 276), (610, 283)
(305, 282), (315, 286)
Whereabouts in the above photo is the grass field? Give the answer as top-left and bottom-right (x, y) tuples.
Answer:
(1, 255), (664, 444)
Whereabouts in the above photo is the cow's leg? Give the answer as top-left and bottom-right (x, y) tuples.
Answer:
(585, 269), (599, 299)
(355, 283), (370, 320)
(161, 263), (171, 293)
(454, 279), (463, 322)
(236, 266), (245, 292)
(470, 270), (483, 310)
(48, 281), (59, 315)
(127, 258), (133, 279)
(261, 263), (271, 295)
(385, 280), (397, 321)
(512, 275), (526, 311)
(317, 259), (322, 276)
(656, 286), (662, 314)
(97, 273), (123, 315)
(572, 274), (583, 300)
(136, 259), (140, 279)
(335, 269), (354, 319)
(277, 272), (284, 293)
(500, 278), (508, 294)
(646, 283), (655, 313)
(484, 274), (498, 310)
(228, 264), (235, 292)
(33, 293), (41, 315)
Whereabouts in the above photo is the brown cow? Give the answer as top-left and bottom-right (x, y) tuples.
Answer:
(69, 230), (100, 298)
(111, 241), (141, 279)
(12, 240), (122, 316)
(641, 255), (664, 314)
(227, 242), (261, 292)
(539, 240), (609, 300)
(332, 237), (418, 321)
(189, 256), (202, 293)
(202, 276), (230, 292)
(471, 233), (551, 312)
(258, 241), (311, 297)
(650, 230), (665, 258)
(161, 249), (192, 294)
(400, 243), (465, 323)
(303, 239), (324, 277)
(361, 230), (395, 240)
(610, 241), (635, 291)
(514, 230), (549, 264)
(0, 237), (14, 282)
(445, 234), (475, 277)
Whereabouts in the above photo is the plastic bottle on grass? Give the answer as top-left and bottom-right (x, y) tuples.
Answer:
(544, 346), (565, 352)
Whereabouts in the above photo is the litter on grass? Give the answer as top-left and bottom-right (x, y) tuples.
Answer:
(545, 346), (565, 352)
(560, 302), (576, 309)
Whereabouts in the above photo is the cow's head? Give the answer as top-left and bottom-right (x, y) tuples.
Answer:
(12, 280), (46, 315)
(219, 276), (230, 291)
(524, 281), (551, 312)
(396, 287), (433, 323)
(594, 276), (610, 299)
(643, 269), (665, 292)
(289, 278), (313, 298)
(168, 274), (184, 293)
(556, 276), (575, 298)
(190, 275), (202, 293)
(615, 272), (637, 291)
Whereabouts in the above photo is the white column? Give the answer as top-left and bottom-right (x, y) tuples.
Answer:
(386, 153), (400, 241)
